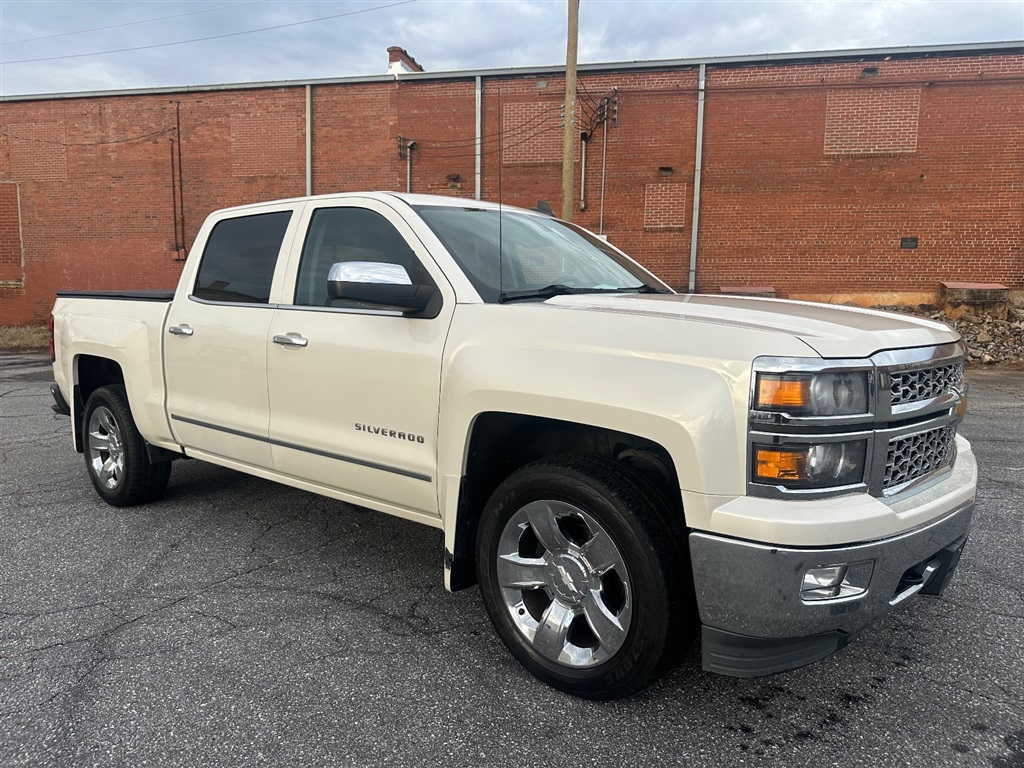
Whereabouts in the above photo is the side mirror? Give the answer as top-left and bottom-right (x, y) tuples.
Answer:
(327, 262), (435, 314)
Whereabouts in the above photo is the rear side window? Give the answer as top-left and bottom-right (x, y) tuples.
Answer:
(193, 211), (291, 303)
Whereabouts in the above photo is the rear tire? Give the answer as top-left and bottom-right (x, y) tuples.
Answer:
(476, 454), (691, 699)
(83, 385), (171, 507)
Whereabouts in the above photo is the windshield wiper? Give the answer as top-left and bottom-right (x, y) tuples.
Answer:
(499, 284), (582, 303)
(498, 284), (662, 303)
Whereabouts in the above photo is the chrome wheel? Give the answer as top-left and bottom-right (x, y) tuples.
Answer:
(82, 385), (172, 506)
(87, 404), (124, 490)
(496, 499), (632, 667)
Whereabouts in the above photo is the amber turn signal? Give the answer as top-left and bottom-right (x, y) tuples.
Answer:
(756, 375), (809, 409)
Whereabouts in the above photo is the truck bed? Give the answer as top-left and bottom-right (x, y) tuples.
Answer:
(52, 294), (177, 450)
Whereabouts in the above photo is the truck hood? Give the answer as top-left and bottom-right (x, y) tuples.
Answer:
(543, 293), (958, 358)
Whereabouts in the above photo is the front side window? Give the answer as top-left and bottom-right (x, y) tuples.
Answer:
(294, 207), (433, 308)
(193, 211), (292, 303)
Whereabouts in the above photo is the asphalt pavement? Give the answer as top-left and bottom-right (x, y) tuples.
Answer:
(1, 355), (1021, 767)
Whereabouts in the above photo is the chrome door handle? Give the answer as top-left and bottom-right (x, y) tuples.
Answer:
(273, 334), (308, 348)
(168, 325), (194, 336)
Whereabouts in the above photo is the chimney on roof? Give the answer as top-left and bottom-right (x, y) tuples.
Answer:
(387, 46), (424, 75)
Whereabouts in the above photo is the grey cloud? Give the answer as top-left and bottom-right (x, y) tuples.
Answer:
(0, 0), (1020, 96)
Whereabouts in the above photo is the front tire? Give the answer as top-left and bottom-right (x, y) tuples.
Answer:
(83, 385), (171, 507)
(476, 455), (690, 699)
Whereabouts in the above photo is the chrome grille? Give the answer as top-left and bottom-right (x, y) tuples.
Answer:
(889, 361), (964, 407)
(884, 424), (957, 491)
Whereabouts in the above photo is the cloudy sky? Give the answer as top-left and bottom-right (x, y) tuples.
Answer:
(1, 0), (1021, 96)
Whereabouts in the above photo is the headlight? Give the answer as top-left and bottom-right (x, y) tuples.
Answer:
(755, 371), (868, 416)
(752, 440), (867, 489)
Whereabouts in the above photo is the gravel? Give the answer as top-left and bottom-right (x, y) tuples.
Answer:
(871, 297), (1024, 368)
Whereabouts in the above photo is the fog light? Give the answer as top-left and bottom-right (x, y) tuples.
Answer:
(801, 561), (873, 602)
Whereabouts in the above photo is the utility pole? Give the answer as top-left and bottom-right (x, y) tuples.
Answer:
(561, 0), (579, 221)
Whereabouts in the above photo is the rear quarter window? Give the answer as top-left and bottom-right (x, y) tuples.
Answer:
(193, 211), (292, 303)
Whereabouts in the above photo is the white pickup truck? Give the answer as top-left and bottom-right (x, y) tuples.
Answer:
(50, 192), (977, 699)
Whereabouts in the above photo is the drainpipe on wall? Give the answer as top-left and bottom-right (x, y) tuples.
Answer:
(306, 85), (313, 196)
(580, 133), (588, 210)
(406, 140), (416, 193)
(475, 76), (482, 200)
(170, 139), (179, 250)
(688, 63), (706, 293)
(599, 116), (608, 234)
(175, 101), (186, 254)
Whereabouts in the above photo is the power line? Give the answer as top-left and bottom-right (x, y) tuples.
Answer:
(418, 104), (564, 149)
(577, 83), (601, 117)
(577, 79), (601, 110)
(420, 112), (588, 156)
(1, 0), (417, 65)
(420, 104), (562, 145)
(0, 127), (175, 146)
(419, 124), (562, 160)
(576, 80), (611, 134)
(1, 1), (268, 46)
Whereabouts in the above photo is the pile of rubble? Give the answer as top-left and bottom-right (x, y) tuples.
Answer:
(873, 296), (1024, 368)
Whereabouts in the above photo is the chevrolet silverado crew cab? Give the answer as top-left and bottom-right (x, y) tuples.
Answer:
(50, 192), (977, 699)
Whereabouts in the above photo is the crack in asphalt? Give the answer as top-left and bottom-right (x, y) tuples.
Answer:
(919, 674), (1024, 717)
(221, 580), (466, 638)
(0, 387), (36, 398)
(0, 540), (365, 717)
(935, 597), (1024, 622)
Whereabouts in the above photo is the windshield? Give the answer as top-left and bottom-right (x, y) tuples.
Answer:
(413, 205), (669, 303)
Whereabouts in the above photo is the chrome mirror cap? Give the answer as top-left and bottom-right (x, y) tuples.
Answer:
(328, 261), (412, 285)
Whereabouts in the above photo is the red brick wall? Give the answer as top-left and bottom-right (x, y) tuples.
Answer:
(1, 50), (1021, 325)
(471, 71), (702, 286)
(174, 89), (308, 235)
(7, 122), (68, 181)
(644, 183), (688, 230)
(395, 79), (478, 198)
(0, 183), (22, 283)
(696, 54), (1024, 295)
(314, 83), (399, 192)
(0, 97), (179, 324)
(824, 87), (921, 155)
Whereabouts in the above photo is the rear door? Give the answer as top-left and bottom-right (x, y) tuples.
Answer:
(165, 203), (302, 469)
(266, 198), (455, 518)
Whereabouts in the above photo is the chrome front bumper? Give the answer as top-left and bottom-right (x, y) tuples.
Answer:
(690, 500), (974, 677)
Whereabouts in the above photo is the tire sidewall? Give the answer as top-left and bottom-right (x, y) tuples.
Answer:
(477, 461), (675, 698)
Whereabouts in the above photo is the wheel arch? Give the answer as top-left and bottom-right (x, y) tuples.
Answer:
(72, 354), (126, 452)
(446, 412), (686, 591)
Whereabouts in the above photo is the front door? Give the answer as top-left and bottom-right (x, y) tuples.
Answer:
(266, 200), (455, 517)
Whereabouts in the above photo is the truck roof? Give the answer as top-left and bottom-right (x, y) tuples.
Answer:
(213, 191), (536, 216)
